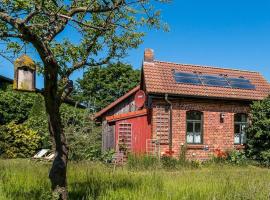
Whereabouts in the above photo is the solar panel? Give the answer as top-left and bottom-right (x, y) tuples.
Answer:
(174, 72), (202, 85)
(174, 72), (198, 79)
(173, 70), (256, 90)
(200, 75), (230, 87)
(228, 78), (255, 89)
(203, 79), (230, 87)
(227, 77), (250, 83)
(175, 77), (201, 85)
(230, 82), (255, 89)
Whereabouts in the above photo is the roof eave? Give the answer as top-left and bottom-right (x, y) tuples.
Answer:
(147, 91), (260, 102)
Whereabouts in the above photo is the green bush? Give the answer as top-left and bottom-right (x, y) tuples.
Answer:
(101, 150), (116, 163)
(64, 114), (102, 161)
(226, 150), (248, 165)
(0, 122), (41, 158)
(247, 96), (270, 166)
(24, 94), (50, 148)
(0, 85), (36, 124)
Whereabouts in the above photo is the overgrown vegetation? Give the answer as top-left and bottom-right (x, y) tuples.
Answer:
(247, 96), (270, 166)
(0, 85), (102, 160)
(0, 159), (269, 200)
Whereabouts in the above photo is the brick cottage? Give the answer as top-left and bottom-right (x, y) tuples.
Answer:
(95, 49), (270, 160)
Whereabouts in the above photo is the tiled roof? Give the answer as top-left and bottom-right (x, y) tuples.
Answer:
(143, 60), (270, 100)
(95, 85), (140, 119)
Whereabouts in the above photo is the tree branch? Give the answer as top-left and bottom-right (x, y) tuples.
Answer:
(57, 13), (108, 31)
(44, 0), (128, 42)
(0, 32), (23, 38)
(23, 10), (39, 24)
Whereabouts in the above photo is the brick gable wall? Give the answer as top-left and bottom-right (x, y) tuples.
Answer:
(151, 98), (250, 160)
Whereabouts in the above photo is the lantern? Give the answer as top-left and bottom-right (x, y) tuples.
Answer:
(13, 54), (36, 91)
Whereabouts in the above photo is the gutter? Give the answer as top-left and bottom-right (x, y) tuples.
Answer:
(165, 94), (173, 152)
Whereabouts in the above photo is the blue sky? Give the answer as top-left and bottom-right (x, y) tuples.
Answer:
(1, 0), (270, 88)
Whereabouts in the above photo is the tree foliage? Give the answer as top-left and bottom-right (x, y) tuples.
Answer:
(247, 96), (270, 166)
(0, 85), (36, 124)
(0, 122), (41, 158)
(76, 62), (140, 111)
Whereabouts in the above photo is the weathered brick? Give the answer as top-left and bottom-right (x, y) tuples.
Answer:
(151, 98), (249, 160)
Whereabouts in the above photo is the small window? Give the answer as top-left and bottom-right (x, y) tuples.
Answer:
(234, 113), (248, 144)
(186, 111), (203, 144)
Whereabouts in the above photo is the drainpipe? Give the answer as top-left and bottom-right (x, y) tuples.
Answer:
(165, 94), (173, 152)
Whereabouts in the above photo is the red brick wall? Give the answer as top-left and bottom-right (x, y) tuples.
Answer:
(151, 98), (250, 160)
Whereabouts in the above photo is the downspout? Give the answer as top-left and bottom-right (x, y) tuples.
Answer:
(165, 94), (173, 152)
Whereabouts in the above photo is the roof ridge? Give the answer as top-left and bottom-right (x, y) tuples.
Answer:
(154, 60), (260, 74)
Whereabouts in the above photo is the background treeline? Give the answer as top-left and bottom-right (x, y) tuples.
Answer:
(0, 62), (140, 160)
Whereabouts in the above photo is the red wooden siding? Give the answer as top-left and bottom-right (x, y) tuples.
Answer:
(114, 112), (151, 154)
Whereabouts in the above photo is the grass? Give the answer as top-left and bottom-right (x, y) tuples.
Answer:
(0, 159), (270, 200)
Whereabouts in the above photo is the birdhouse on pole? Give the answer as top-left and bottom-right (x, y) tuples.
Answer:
(13, 54), (36, 91)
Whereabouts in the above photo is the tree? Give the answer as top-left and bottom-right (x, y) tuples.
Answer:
(247, 96), (270, 166)
(76, 62), (140, 111)
(0, 1), (167, 199)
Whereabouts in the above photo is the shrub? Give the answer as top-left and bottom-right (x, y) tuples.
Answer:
(25, 94), (50, 148)
(0, 85), (36, 124)
(101, 150), (116, 163)
(226, 150), (248, 165)
(0, 122), (41, 158)
(247, 96), (270, 166)
(65, 122), (102, 161)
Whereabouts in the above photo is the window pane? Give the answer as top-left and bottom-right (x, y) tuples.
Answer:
(241, 124), (247, 132)
(187, 122), (193, 132)
(234, 124), (240, 134)
(187, 133), (193, 143)
(241, 132), (246, 144)
(195, 123), (201, 133)
(194, 133), (201, 143)
(235, 113), (248, 123)
(234, 134), (240, 144)
(241, 114), (247, 122)
(187, 111), (202, 120)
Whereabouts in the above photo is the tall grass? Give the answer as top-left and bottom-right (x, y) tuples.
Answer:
(0, 159), (270, 199)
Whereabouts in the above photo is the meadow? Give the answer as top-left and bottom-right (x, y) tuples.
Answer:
(0, 159), (269, 200)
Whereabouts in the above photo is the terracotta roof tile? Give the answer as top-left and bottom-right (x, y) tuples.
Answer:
(143, 60), (270, 100)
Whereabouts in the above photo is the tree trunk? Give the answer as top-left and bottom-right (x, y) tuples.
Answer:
(47, 102), (68, 200)
(43, 58), (68, 199)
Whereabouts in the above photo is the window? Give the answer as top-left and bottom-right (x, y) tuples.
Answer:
(186, 111), (203, 144)
(234, 113), (248, 144)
